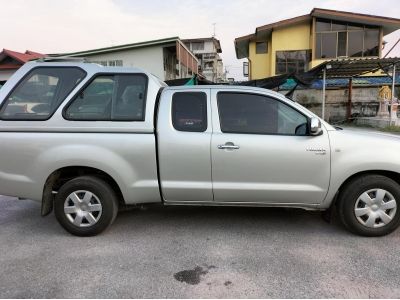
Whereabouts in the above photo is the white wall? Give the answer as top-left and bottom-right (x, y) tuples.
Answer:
(0, 70), (17, 82)
(82, 46), (165, 79)
(189, 40), (216, 55)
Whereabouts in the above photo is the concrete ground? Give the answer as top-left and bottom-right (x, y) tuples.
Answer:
(1, 195), (400, 298)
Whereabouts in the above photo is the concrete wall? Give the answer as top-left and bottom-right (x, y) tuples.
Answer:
(188, 40), (216, 54)
(82, 46), (165, 79)
(283, 87), (380, 123)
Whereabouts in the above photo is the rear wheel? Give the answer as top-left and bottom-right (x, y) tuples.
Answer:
(54, 176), (118, 236)
(337, 174), (400, 236)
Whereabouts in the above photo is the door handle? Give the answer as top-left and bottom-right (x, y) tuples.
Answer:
(218, 143), (240, 150)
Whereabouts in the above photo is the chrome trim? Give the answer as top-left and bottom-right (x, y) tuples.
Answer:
(218, 145), (240, 150)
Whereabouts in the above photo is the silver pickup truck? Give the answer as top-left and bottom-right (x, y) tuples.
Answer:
(0, 61), (400, 237)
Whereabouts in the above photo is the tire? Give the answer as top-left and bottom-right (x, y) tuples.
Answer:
(336, 174), (400, 237)
(54, 176), (119, 237)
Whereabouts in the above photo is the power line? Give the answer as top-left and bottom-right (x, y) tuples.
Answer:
(384, 38), (400, 58)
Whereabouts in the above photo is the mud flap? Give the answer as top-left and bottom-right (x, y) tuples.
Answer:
(41, 172), (59, 216)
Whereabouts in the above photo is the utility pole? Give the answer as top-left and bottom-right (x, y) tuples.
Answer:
(322, 68), (326, 121)
(390, 64), (396, 125)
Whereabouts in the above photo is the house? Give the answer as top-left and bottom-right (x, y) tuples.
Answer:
(59, 37), (198, 81)
(235, 8), (400, 80)
(183, 37), (226, 83)
(0, 49), (45, 83)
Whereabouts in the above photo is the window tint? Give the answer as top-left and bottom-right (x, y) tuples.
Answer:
(337, 32), (347, 57)
(348, 31), (364, 57)
(318, 32), (337, 58)
(363, 30), (379, 57)
(217, 93), (308, 135)
(316, 19), (331, 31)
(0, 67), (86, 120)
(65, 74), (147, 121)
(172, 92), (207, 132)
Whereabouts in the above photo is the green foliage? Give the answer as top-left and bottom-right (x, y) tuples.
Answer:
(380, 125), (400, 133)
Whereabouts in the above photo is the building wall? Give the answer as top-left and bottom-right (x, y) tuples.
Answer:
(270, 22), (311, 76)
(248, 40), (270, 79)
(0, 70), (17, 82)
(81, 46), (165, 79)
(189, 40), (216, 54)
(186, 39), (226, 82)
(248, 21), (311, 79)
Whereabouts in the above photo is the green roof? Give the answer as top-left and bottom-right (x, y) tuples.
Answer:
(57, 36), (180, 57)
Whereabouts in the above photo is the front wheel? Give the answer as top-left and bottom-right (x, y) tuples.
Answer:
(54, 176), (119, 236)
(337, 174), (400, 237)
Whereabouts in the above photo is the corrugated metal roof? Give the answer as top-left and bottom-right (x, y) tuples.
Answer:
(308, 57), (400, 78)
(58, 37), (181, 57)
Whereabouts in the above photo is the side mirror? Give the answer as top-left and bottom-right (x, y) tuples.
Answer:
(309, 117), (323, 136)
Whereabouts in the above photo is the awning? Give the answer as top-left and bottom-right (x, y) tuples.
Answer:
(308, 57), (400, 78)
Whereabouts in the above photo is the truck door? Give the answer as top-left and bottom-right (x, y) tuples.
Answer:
(157, 89), (213, 202)
(210, 90), (330, 205)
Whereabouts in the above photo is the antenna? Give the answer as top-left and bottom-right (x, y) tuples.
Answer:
(212, 23), (216, 37)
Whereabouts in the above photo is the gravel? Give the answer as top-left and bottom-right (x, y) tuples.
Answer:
(1, 195), (399, 298)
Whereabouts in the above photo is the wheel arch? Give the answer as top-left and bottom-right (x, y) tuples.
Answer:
(330, 170), (400, 208)
(41, 166), (124, 216)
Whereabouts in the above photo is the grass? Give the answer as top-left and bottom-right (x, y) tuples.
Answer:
(380, 125), (400, 133)
(338, 122), (400, 134)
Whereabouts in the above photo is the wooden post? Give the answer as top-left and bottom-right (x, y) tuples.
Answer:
(347, 77), (353, 121)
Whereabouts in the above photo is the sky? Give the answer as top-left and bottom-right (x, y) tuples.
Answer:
(1, 0), (400, 80)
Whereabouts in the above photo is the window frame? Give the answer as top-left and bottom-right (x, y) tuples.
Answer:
(171, 91), (208, 132)
(255, 42), (268, 54)
(191, 42), (205, 51)
(315, 18), (380, 59)
(62, 72), (149, 122)
(275, 50), (311, 75)
(216, 91), (310, 136)
(0, 66), (87, 121)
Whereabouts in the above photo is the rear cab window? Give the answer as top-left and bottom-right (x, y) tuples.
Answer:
(0, 67), (86, 120)
(172, 92), (207, 132)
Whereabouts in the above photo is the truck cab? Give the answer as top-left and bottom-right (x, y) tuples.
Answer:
(157, 86), (331, 208)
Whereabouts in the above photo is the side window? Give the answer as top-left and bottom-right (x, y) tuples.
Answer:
(65, 76), (114, 120)
(65, 74), (147, 121)
(172, 92), (207, 132)
(0, 67), (86, 120)
(217, 92), (308, 135)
